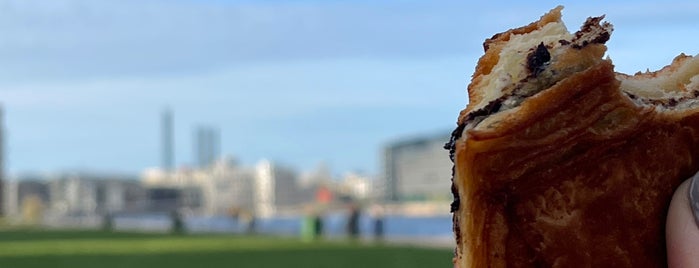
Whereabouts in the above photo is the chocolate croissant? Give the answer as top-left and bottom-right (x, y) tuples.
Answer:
(447, 6), (699, 268)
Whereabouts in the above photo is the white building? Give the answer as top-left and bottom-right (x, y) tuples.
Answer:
(51, 175), (97, 215)
(142, 157), (306, 218)
(201, 159), (255, 215)
(254, 160), (300, 218)
(142, 158), (257, 216)
(3, 179), (18, 217)
(340, 172), (371, 200)
(48, 173), (144, 216)
(255, 160), (274, 218)
(1, 172), (144, 223)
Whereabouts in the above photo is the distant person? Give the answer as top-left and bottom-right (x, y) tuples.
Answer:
(246, 214), (257, 235)
(238, 210), (254, 234)
(170, 210), (185, 235)
(227, 207), (241, 221)
(102, 213), (114, 232)
(301, 213), (314, 242)
(373, 216), (384, 242)
(313, 213), (324, 240)
(371, 205), (385, 242)
(346, 204), (361, 240)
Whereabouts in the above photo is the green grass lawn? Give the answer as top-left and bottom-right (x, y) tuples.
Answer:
(0, 229), (453, 268)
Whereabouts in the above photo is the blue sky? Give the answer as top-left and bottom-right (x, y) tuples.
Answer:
(1, 0), (698, 176)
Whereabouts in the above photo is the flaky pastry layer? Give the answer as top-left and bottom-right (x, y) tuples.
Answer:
(449, 6), (699, 268)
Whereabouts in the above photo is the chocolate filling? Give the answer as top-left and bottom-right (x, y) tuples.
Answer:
(450, 176), (460, 213)
(624, 90), (699, 108)
(445, 123), (466, 162)
(571, 16), (612, 49)
(527, 43), (551, 77)
(445, 96), (510, 254)
(446, 124), (465, 213)
(444, 97), (507, 161)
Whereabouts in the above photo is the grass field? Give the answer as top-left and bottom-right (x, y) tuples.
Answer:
(0, 229), (453, 268)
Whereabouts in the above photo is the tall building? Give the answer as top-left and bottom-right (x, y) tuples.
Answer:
(382, 132), (453, 202)
(254, 160), (299, 218)
(161, 108), (174, 171)
(3, 179), (17, 218)
(0, 104), (5, 216)
(194, 126), (220, 168)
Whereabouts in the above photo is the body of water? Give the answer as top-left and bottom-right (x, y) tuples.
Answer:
(109, 212), (453, 242)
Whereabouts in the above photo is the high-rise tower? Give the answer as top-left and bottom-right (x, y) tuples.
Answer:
(0, 104), (5, 216)
(194, 126), (220, 168)
(161, 108), (174, 171)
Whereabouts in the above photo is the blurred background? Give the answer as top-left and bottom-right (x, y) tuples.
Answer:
(0, 0), (697, 267)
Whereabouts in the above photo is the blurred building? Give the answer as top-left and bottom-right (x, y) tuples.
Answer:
(141, 168), (171, 186)
(298, 162), (333, 188)
(339, 172), (371, 201)
(101, 179), (147, 213)
(254, 160), (300, 218)
(47, 173), (145, 216)
(3, 178), (50, 219)
(2, 179), (15, 216)
(182, 158), (255, 215)
(3, 173), (144, 221)
(145, 187), (183, 212)
(194, 126), (220, 168)
(0, 104), (5, 216)
(207, 158), (256, 215)
(49, 175), (98, 215)
(142, 158), (257, 216)
(382, 132), (452, 202)
(142, 168), (201, 213)
(162, 108), (174, 171)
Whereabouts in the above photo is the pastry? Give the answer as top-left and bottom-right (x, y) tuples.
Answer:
(447, 6), (699, 267)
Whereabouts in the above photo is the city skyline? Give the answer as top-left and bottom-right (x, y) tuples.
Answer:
(1, 1), (698, 176)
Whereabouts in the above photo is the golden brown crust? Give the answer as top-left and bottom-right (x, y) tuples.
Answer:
(456, 60), (699, 268)
(464, 6), (564, 120)
(621, 53), (694, 78)
(451, 7), (699, 268)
